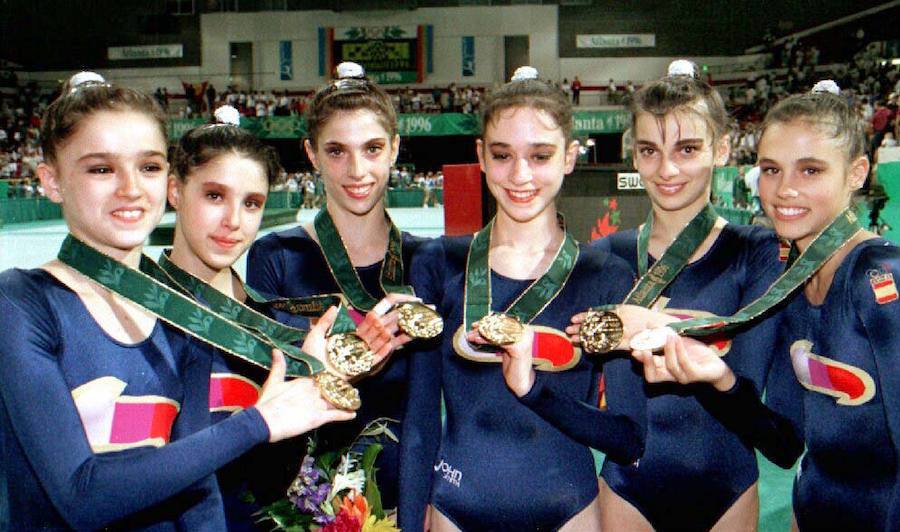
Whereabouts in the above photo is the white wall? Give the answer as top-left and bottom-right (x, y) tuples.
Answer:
(19, 7), (767, 96)
(200, 5), (559, 91)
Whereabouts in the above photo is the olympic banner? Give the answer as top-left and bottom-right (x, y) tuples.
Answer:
(108, 44), (183, 60)
(168, 111), (631, 140)
(575, 34), (656, 49)
(320, 25), (433, 84)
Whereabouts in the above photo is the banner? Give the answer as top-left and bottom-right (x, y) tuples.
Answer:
(323, 25), (431, 84)
(280, 41), (293, 81)
(575, 34), (655, 49)
(108, 44), (183, 60)
(573, 110), (631, 135)
(462, 37), (475, 77)
(168, 111), (631, 140)
(397, 113), (480, 136)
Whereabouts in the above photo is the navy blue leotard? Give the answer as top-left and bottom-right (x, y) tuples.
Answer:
(777, 238), (900, 530)
(594, 224), (786, 532)
(247, 225), (427, 510)
(0, 269), (270, 530)
(399, 236), (646, 532)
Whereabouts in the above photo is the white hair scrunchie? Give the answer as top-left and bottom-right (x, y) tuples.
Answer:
(511, 66), (539, 82)
(811, 80), (840, 95)
(213, 105), (241, 126)
(68, 71), (107, 93)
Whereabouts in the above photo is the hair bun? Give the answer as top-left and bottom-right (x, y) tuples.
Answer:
(67, 71), (107, 93)
(811, 80), (840, 95)
(511, 66), (539, 82)
(213, 105), (241, 126)
(667, 60), (698, 79)
(335, 62), (366, 80)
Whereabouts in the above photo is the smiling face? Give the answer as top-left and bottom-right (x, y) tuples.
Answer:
(38, 110), (168, 260)
(632, 109), (728, 216)
(477, 105), (578, 225)
(305, 108), (398, 218)
(169, 152), (268, 278)
(757, 119), (868, 250)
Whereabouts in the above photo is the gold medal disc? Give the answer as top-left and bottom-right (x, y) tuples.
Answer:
(326, 333), (376, 377)
(477, 313), (524, 346)
(397, 302), (444, 339)
(580, 310), (624, 354)
(314, 371), (361, 411)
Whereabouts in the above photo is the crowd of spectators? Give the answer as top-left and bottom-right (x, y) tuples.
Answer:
(725, 38), (899, 167)
(0, 81), (50, 196)
(267, 167), (444, 209)
(163, 82), (486, 120)
(2, 33), (898, 201)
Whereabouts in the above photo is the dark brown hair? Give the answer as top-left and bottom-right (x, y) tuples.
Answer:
(761, 89), (866, 162)
(170, 123), (282, 186)
(41, 78), (167, 164)
(629, 70), (729, 143)
(306, 77), (397, 148)
(481, 77), (574, 144)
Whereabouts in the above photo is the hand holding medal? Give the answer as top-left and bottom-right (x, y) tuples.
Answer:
(631, 334), (737, 392)
(467, 320), (536, 397)
(254, 308), (358, 438)
(357, 293), (443, 358)
(291, 306), (363, 411)
(568, 304), (678, 354)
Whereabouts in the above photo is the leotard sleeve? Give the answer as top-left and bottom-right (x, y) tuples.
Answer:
(398, 238), (447, 531)
(852, 245), (900, 527)
(517, 354), (646, 464)
(696, 370), (804, 468)
(517, 254), (646, 464)
(0, 276), (270, 530)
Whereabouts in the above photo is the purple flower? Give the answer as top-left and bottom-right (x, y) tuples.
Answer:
(299, 456), (320, 484)
(288, 458), (334, 524)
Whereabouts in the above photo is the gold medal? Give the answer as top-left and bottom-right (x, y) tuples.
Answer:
(477, 312), (524, 346)
(580, 310), (624, 354)
(396, 302), (444, 339)
(314, 371), (361, 411)
(326, 333), (376, 377)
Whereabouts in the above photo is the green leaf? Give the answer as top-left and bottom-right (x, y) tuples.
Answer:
(362, 443), (384, 518)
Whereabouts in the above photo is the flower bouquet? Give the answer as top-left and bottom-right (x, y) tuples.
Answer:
(261, 418), (400, 532)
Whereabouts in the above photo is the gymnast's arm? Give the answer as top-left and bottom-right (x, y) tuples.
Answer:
(507, 257), (647, 465)
(853, 248), (900, 528)
(517, 353), (646, 465)
(0, 284), (271, 530)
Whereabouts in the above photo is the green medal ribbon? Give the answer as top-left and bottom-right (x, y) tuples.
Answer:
(57, 235), (324, 377)
(314, 207), (414, 313)
(464, 218), (580, 330)
(243, 288), (359, 335)
(669, 207), (862, 337)
(628, 203), (719, 307)
(153, 250), (357, 339)
(154, 250), (307, 346)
